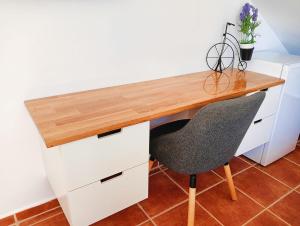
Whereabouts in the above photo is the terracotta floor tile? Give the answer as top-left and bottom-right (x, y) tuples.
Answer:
(153, 202), (221, 226)
(245, 211), (287, 226)
(19, 207), (62, 226)
(92, 204), (147, 226)
(213, 157), (251, 178)
(240, 155), (257, 165)
(257, 158), (300, 188)
(285, 148), (300, 165)
(0, 215), (15, 226)
(33, 213), (69, 226)
(234, 167), (290, 207)
(139, 221), (154, 226)
(139, 172), (187, 217)
(270, 192), (300, 226)
(16, 199), (59, 221)
(297, 186), (300, 193)
(165, 170), (222, 193)
(197, 182), (263, 226)
(149, 166), (161, 176)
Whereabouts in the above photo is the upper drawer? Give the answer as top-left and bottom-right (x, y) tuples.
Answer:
(254, 85), (282, 120)
(235, 115), (275, 156)
(60, 121), (149, 191)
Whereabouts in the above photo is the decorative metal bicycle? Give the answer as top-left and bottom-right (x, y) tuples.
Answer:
(206, 22), (247, 73)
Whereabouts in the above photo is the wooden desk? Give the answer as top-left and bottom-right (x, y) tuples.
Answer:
(25, 69), (284, 226)
(25, 69), (283, 148)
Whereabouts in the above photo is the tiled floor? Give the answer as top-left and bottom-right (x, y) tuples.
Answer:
(2, 147), (300, 226)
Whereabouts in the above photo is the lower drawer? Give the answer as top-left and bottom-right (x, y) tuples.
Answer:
(60, 163), (148, 226)
(235, 115), (275, 156)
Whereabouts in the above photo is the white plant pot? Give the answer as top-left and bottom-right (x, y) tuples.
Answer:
(240, 43), (255, 49)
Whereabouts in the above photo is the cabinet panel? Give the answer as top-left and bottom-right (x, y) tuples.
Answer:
(62, 163), (148, 226)
(61, 122), (149, 191)
(235, 116), (275, 156)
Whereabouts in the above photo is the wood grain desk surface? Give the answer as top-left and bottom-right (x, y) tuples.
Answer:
(25, 69), (284, 148)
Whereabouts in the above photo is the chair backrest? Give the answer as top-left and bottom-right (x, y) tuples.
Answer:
(173, 92), (265, 174)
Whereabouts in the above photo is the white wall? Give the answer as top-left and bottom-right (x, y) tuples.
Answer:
(253, 0), (300, 55)
(0, 0), (285, 217)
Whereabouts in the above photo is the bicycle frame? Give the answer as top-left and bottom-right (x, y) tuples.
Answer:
(215, 22), (242, 72)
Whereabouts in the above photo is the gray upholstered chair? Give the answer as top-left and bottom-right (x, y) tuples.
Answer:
(149, 92), (265, 226)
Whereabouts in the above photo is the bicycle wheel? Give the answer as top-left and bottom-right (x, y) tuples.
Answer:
(238, 61), (247, 71)
(206, 43), (234, 71)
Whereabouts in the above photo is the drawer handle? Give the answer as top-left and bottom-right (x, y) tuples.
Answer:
(97, 129), (122, 138)
(261, 88), (269, 92)
(100, 172), (123, 183)
(254, 119), (263, 124)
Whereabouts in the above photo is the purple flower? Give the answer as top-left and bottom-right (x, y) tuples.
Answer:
(242, 3), (251, 16)
(252, 8), (258, 21)
(240, 12), (246, 20)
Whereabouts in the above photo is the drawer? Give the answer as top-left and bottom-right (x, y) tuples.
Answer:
(235, 115), (275, 156)
(61, 121), (149, 191)
(254, 85), (282, 120)
(62, 163), (148, 226)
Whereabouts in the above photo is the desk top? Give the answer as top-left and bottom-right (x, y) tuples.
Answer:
(25, 69), (284, 148)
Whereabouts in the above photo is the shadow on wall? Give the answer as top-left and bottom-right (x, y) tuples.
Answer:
(253, 0), (300, 55)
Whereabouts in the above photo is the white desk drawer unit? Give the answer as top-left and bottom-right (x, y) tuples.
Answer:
(254, 85), (282, 120)
(62, 122), (149, 191)
(235, 115), (275, 156)
(63, 163), (148, 226)
(42, 122), (150, 226)
(235, 85), (282, 156)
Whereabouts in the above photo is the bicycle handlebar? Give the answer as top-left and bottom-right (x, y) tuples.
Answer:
(227, 22), (235, 26)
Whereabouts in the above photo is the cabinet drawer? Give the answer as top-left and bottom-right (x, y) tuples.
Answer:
(61, 121), (149, 191)
(62, 163), (148, 226)
(254, 86), (282, 120)
(235, 115), (275, 156)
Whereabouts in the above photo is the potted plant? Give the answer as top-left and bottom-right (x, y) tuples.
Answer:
(239, 3), (260, 61)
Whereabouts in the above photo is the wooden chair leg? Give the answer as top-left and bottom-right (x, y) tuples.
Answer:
(188, 175), (196, 226)
(224, 163), (238, 201)
(149, 160), (154, 171)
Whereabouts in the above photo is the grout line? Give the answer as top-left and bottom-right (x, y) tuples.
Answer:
(195, 200), (224, 226)
(267, 210), (291, 226)
(241, 209), (267, 226)
(235, 187), (265, 208)
(237, 156), (257, 166)
(16, 206), (61, 224)
(264, 189), (294, 211)
(161, 169), (225, 225)
(283, 157), (300, 167)
(13, 214), (19, 226)
(137, 203), (157, 226)
(160, 170), (189, 195)
(211, 170), (224, 179)
(253, 165), (293, 189)
(135, 219), (152, 226)
(30, 212), (63, 226)
(235, 174), (299, 226)
(196, 180), (225, 196)
(150, 199), (188, 220)
(232, 165), (254, 177)
(237, 187), (291, 226)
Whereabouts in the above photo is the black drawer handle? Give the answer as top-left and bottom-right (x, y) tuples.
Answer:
(100, 172), (123, 183)
(97, 129), (122, 138)
(254, 119), (262, 124)
(261, 88), (269, 91)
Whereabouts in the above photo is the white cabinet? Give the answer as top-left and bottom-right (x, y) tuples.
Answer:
(235, 115), (274, 156)
(43, 122), (150, 226)
(63, 164), (148, 226)
(235, 85), (282, 156)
